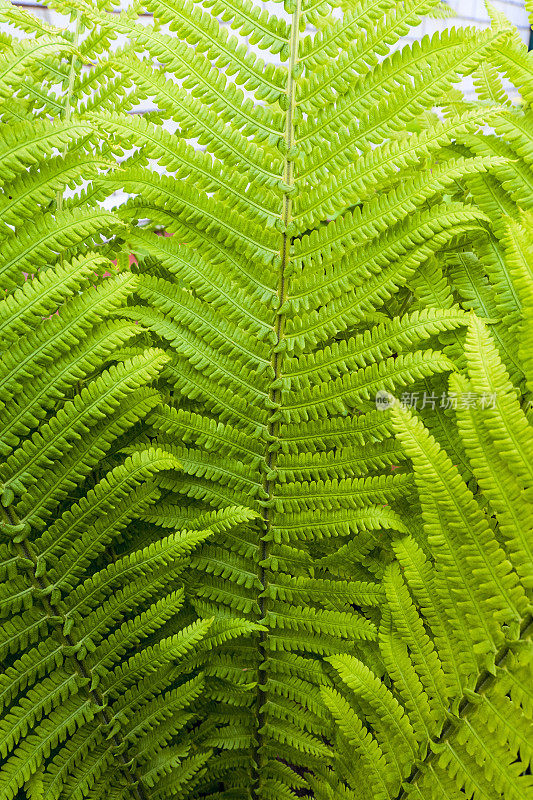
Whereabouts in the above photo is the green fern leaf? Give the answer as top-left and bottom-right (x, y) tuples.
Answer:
(2, 0), (531, 797)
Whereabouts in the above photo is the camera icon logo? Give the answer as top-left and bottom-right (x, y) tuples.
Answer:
(375, 390), (395, 411)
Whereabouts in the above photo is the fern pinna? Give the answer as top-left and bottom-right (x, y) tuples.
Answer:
(44, 0), (529, 797)
(0, 10), (261, 800)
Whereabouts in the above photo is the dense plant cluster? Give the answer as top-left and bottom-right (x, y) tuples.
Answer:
(0, 0), (531, 798)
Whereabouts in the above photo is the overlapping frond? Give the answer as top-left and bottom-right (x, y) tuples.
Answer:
(2, 0), (531, 797)
(71, 0), (529, 796)
(434, 20), (533, 401)
(0, 14), (253, 800)
(323, 316), (533, 799)
(502, 213), (533, 394)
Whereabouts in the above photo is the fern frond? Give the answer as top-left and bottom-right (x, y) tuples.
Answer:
(445, 249), (523, 384)
(0, 152), (112, 229)
(0, 37), (229, 792)
(325, 311), (533, 798)
(294, 153), (503, 232)
(299, 0), (447, 108)
(328, 653), (419, 781)
(172, 0), (290, 54)
(0, 36), (75, 108)
(124, 25), (286, 140)
(0, 251), (106, 342)
(463, 314), (533, 498)
(0, 273), (137, 404)
(285, 309), (468, 388)
(299, 25), (511, 161)
(0, 206), (123, 289)
(94, 114), (279, 224)
(391, 403), (523, 667)
(115, 53), (283, 187)
(501, 215), (533, 394)
(2, 0), (525, 796)
(0, 119), (95, 185)
(486, 32), (533, 104)
(0, 0), (66, 38)
(321, 686), (393, 800)
(0, 319), (140, 458)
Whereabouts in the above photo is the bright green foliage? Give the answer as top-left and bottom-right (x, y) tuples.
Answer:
(43, 0), (532, 797)
(432, 7), (533, 393)
(0, 12), (262, 800)
(317, 18), (533, 798)
(320, 13), (533, 797)
(0, 0), (134, 250)
(322, 314), (533, 800)
(0, 0), (531, 798)
(503, 213), (533, 395)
